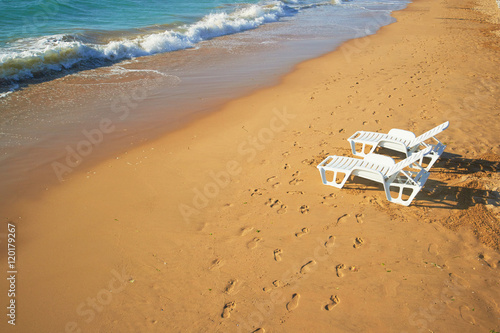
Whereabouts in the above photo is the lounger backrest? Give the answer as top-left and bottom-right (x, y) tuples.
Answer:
(409, 121), (449, 147)
(386, 146), (432, 176)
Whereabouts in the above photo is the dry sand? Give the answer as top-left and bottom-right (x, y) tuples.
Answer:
(2, 0), (500, 331)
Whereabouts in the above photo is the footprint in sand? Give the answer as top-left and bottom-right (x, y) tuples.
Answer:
(478, 253), (496, 268)
(300, 260), (317, 274)
(266, 198), (282, 208)
(299, 205), (310, 214)
(265, 198), (288, 214)
(321, 193), (337, 207)
(336, 213), (350, 226)
(284, 163), (290, 170)
(241, 227), (254, 236)
(221, 302), (236, 318)
(274, 249), (283, 262)
(295, 227), (310, 237)
(449, 273), (470, 289)
(382, 280), (400, 298)
(286, 293), (300, 311)
(325, 235), (336, 248)
(272, 182), (281, 188)
(224, 279), (238, 294)
(267, 176), (277, 183)
(325, 295), (340, 311)
(252, 329), (266, 333)
(287, 191), (304, 195)
(209, 258), (224, 271)
(277, 205), (287, 214)
(355, 213), (364, 224)
(354, 237), (364, 248)
(289, 178), (304, 186)
(248, 237), (262, 249)
(250, 188), (265, 196)
(428, 243), (439, 256)
(273, 280), (284, 288)
(336, 264), (346, 278)
(459, 305), (476, 325)
(292, 171), (300, 177)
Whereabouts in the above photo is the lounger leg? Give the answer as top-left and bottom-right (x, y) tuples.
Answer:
(424, 142), (446, 171)
(365, 143), (378, 156)
(349, 141), (376, 157)
(318, 168), (351, 188)
(382, 169), (429, 206)
(383, 183), (420, 206)
(422, 152), (438, 171)
(349, 140), (357, 156)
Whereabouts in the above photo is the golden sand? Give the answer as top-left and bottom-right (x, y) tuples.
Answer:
(1, 0), (499, 331)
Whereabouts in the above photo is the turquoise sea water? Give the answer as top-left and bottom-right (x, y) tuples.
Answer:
(0, 0), (410, 201)
(0, 0), (409, 86)
(0, 0), (411, 162)
(0, 0), (262, 43)
(0, 0), (324, 82)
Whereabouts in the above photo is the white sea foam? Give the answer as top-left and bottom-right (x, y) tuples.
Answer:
(0, 0), (300, 82)
(0, 91), (13, 99)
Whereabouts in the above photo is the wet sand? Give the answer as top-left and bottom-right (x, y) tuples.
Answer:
(1, 0), (500, 331)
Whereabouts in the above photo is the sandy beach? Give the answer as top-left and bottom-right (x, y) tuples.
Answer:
(1, 0), (500, 331)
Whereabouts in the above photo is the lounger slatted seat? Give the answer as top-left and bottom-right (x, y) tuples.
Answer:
(347, 121), (449, 171)
(317, 147), (432, 206)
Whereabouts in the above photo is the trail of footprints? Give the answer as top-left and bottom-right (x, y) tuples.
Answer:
(265, 198), (310, 215)
(217, 211), (366, 320)
(249, 167), (311, 216)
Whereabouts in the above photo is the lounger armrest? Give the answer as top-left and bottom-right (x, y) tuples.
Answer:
(347, 131), (363, 142)
(317, 156), (335, 169)
(409, 121), (449, 147)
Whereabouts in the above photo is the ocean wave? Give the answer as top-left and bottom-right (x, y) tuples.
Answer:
(0, 0), (316, 83)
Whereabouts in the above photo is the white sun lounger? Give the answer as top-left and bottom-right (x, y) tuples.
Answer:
(317, 146), (432, 206)
(347, 121), (449, 171)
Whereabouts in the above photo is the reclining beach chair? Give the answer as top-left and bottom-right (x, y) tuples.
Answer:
(317, 146), (432, 206)
(347, 121), (449, 171)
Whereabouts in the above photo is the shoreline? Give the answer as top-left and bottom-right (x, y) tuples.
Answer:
(0, 0), (405, 207)
(2, 0), (500, 331)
